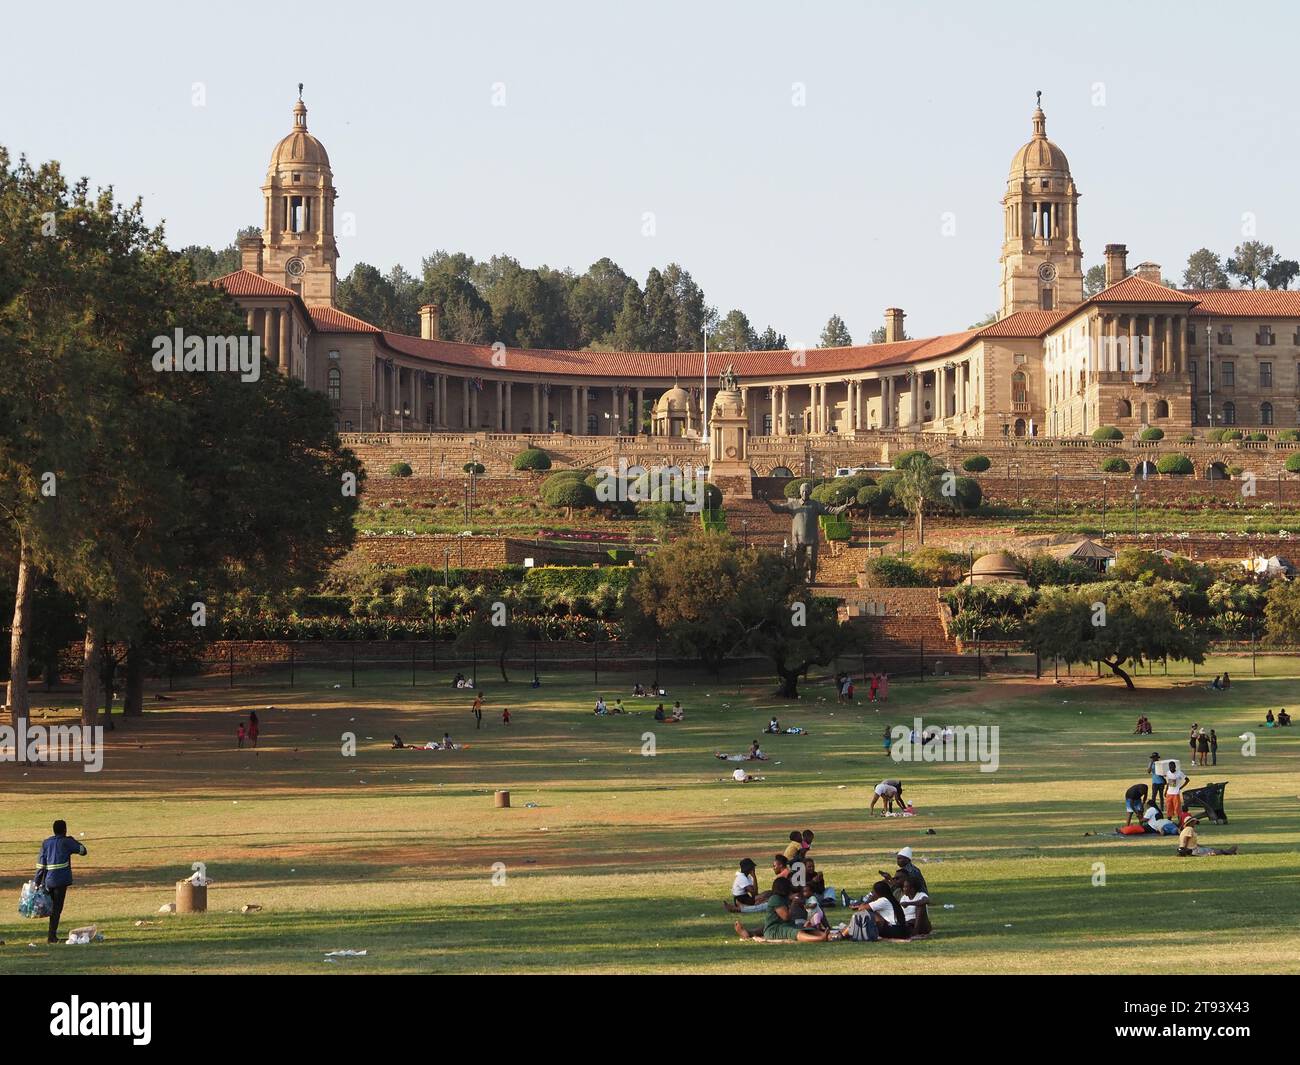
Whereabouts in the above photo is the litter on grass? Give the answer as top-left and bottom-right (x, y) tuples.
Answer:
(324, 949), (367, 958)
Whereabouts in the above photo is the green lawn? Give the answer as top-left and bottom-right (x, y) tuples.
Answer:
(2, 663), (1298, 974)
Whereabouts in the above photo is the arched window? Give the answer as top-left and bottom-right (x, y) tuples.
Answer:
(1154, 399), (1169, 419)
(1261, 402), (1274, 426)
(327, 366), (341, 406)
(1116, 398), (1132, 418)
(1222, 402), (1236, 426)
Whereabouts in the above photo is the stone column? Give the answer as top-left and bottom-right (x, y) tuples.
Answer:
(636, 387), (644, 434)
(768, 386), (777, 435)
(462, 378), (470, 429)
(580, 386), (588, 434)
(910, 373), (920, 426)
(570, 385), (579, 433)
(279, 309), (291, 374)
(470, 380), (479, 427)
(266, 308), (280, 369)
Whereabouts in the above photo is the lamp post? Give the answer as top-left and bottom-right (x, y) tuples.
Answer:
(1132, 485), (1140, 540)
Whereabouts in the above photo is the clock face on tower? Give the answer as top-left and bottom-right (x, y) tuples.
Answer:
(286, 256), (306, 277)
(1037, 262), (1058, 283)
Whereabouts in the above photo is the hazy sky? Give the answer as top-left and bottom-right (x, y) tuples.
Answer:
(3, 0), (1297, 345)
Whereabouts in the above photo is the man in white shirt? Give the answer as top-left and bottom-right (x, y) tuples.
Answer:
(1164, 760), (1189, 820)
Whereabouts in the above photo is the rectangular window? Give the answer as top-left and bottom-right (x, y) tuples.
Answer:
(1261, 361), (1273, 388)
(1217, 327), (1233, 345)
(1222, 361), (1235, 387)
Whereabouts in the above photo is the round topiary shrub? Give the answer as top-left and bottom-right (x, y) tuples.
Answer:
(1092, 426), (1123, 441)
(855, 484), (892, 510)
(1247, 432), (1268, 442)
(541, 478), (597, 509)
(962, 455), (991, 473)
(1156, 454), (1194, 476)
(1140, 427), (1164, 441)
(388, 461), (413, 477)
(1179, 433), (1196, 444)
(893, 449), (932, 470)
(512, 447), (552, 471)
(1223, 430), (1244, 441)
(1285, 453), (1300, 474)
(783, 477), (825, 498)
(462, 461), (485, 475)
(1100, 457), (1130, 473)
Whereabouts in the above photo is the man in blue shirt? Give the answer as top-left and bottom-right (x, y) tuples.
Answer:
(35, 820), (88, 944)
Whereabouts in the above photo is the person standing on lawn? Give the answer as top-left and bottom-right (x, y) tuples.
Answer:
(471, 693), (483, 729)
(35, 820), (88, 944)
(1210, 729), (1218, 766)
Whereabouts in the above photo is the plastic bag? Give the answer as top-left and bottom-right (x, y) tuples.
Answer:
(19, 879), (53, 919)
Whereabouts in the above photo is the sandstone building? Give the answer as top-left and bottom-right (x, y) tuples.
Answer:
(216, 94), (1300, 442)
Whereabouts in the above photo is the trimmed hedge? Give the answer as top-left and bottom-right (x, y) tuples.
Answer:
(1139, 427), (1164, 441)
(1156, 454), (1194, 475)
(1285, 454), (1300, 474)
(1092, 426), (1123, 441)
(462, 461), (486, 475)
(961, 455), (991, 473)
(388, 461), (413, 477)
(512, 448), (552, 471)
(1100, 457), (1130, 473)
(893, 449), (932, 470)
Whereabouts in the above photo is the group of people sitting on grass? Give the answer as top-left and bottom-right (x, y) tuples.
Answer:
(716, 740), (767, 776)
(653, 703), (685, 722)
(726, 838), (932, 943)
(1132, 715), (1153, 735)
(630, 682), (667, 698)
(1264, 708), (1292, 727)
(452, 673), (475, 689)
(1207, 672), (1231, 691)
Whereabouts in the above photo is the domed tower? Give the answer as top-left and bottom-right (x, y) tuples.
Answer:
(259, 89), (338, 306)
(999, 93), (1083, 318)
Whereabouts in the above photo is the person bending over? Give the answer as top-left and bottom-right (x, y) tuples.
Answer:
(1124, 783), (1149, 826)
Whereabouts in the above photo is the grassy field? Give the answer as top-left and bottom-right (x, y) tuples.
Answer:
(2, 662), (1298, 974)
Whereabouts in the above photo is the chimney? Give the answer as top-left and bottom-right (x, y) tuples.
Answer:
(884, 307), (906, 343)
(1104, 244), (1128, 287)
(419, 303), (441, 340)
(1135, 261), (1162, 283)
(239, 233), (264, 274)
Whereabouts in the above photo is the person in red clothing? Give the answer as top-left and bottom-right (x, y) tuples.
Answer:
(237, 722), (245, 748)
(502, 707), (510, 726)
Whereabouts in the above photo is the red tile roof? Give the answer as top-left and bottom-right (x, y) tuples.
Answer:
(977, 309), (1071, 337)
(1184, 289), (1300, 317)
(378, 328), (985, 379)
(211, 269), (297, 298)
(1089, 275), (1201, 304)
(310, 306), (383, 333)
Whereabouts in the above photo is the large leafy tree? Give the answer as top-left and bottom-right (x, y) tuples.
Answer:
(1023, 583), (1207, 689)
(712, 309), (757, 352)
(569, 257), (632, 347)
(820, 314), (852, 347)
(1183, 249), (1230, 290)
(1226, 241), (1277, 289)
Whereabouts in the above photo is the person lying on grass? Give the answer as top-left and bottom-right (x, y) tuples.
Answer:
(715, 742), (767, 761)
(1142, 800), (1179, 835)
(731, 768), (764, 783)
(1176, 818), (1238, 856)
(734, 876), (829, 942)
